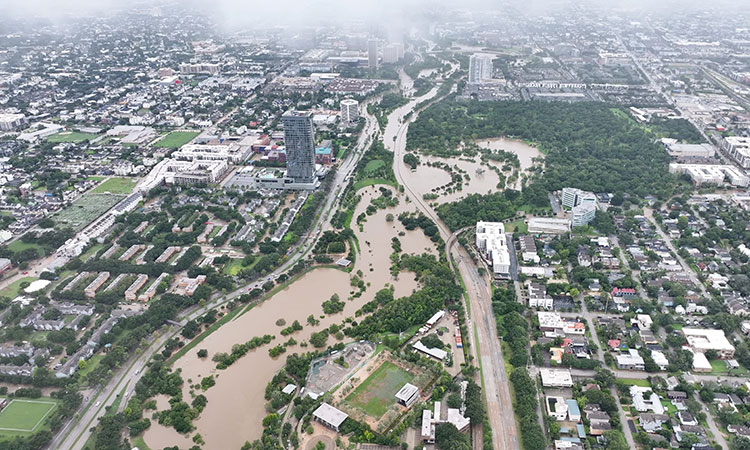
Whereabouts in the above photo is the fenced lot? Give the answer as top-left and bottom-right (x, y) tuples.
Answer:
(52, 193), (124, 231)
(0, 398), (58, 433)
(343, 361), (413, 418)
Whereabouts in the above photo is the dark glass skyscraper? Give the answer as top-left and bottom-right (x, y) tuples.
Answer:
(282, 110), (315, 184)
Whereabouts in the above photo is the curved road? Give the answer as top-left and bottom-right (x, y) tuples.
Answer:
(385, 77), (519, 449)
(51, 99), (381, 450)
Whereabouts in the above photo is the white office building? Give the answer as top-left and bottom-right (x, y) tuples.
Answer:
(561, 187), (597, 209)
(340, 99), (359, 124)
(476, 222), (510, 278)
(571, 203), (596, 228)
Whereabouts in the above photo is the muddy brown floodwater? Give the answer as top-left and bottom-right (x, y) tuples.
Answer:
(475, 137), (543, 190)
(143, 186), (437, 449)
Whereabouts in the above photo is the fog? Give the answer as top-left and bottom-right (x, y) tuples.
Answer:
(1, 0), (746, 24)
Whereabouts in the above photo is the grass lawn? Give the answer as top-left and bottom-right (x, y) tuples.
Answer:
(153, 131), (200, 148)
(7, 240), (43, 256)
(223, 258), (250, 276)
(0, 276), (38, 298)
(79, 243), (104, 262)
(672, 324), (683, 330)
(77, 354), (104, 381)
(661, 400), (677, 414)
(619, 378), (651, 387)
(90, 177), (137, 195)
(130, 435), (152, 450)
(505, 219), (528, 234)
(0, 398), (58, 434)
(363, 159), (385, 175)
(353, 178), (398, 191)
(46, 131), (98, 143)
(343, 361), (413, 418)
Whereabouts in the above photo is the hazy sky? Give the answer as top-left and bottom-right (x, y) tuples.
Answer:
(0, 0), (746, 24)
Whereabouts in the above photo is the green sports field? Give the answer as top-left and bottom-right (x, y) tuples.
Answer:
(153, 131), (200, 148)
(90, 177), (137, 194)
(343, 361), (413, 418)
(0, 398), (58, 434)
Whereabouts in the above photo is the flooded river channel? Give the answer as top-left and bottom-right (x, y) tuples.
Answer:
(143, 187), (437, 449)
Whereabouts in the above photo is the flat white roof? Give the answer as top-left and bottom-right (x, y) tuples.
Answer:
(692, 351), (712, 370)
(395, 383), (419, 402)
(540, 368), (573, 387)
(683, 328), (735, 352)
(312, 402), (348, 427)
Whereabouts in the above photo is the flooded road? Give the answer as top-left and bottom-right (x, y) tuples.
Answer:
(143, 186), (437, 449)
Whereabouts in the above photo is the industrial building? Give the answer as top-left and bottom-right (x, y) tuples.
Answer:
(662, 138), (715, 159)
(475, 221), (510, 278)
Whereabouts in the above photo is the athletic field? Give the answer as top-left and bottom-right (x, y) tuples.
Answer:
(0, 398), (58, 434)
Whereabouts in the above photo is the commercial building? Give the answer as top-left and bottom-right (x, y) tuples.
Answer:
(395, 383), (420, 407)
(179, 63), (220, 75)
(682, 328), (735, 359)
(0, 113), (27, 131)
(561, 187), (597, 209)
(173, 142), (253, 164)
(668, 163), (749, 187)
(540, 368), (573, 387)
(475, 222), (510, 278)
(282, 110), (316, 184)
(571, 203), (596, 228)
(723, 136), (750, 168)
(468, 54), (493, 84)
(340, 99), (359, 124)
(528, 217), (571, 234)
(383, 44), (401, 64)
(367, 39), (379, 68)
(312, 403), (348, 431)
(225, 166), (322, 191)
(421, 400), (470, 443)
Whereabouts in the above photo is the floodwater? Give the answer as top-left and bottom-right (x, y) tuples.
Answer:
(143, 186), (437, 449)
(475, 137), (543, 190)
(401, 155), (501, 204)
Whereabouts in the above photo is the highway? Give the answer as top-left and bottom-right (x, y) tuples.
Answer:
(51, 98), (381, 450)
(386, 75), (519, 449)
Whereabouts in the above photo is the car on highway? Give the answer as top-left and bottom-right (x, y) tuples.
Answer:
(95, 401), (101, 407)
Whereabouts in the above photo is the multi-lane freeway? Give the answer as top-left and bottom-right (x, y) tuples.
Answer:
(51, 97), (381, 450)
(385, 73), (519, 449)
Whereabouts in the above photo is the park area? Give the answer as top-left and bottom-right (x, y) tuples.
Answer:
(153, 131), (200, 148)
(342, 360), (414, 420)
(51, 193), (124, 231)
(46, 131), (99, 143)
(90, 177), (137, 194)
(0, 398), (58, 436)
